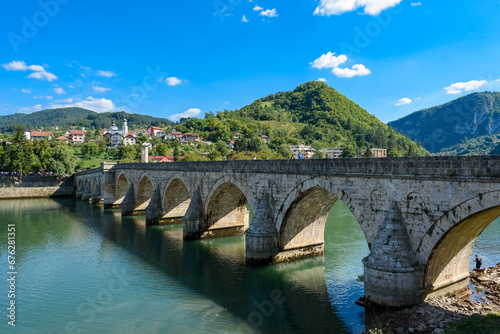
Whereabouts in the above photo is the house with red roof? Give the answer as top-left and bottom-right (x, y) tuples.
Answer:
(30, 131), (53, 141)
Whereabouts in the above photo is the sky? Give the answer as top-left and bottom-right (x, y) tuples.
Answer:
(1, 0), (500, 123)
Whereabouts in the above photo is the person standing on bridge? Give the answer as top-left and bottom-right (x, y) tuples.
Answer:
(474, 255), (482, 270)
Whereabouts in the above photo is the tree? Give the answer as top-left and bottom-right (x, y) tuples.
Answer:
(214, 141), (229, 158)
(388, 147), (402, 157)
(341, 142), (358, 158)
(173, 141), (180, 162)
(363, 148), (374, 158)
(155, 143), (169, 156)
(82, 142), (100, 158)
(9, 125), (32, 176)
(119, 145), (137, 161)
(50, 145), (76, 174)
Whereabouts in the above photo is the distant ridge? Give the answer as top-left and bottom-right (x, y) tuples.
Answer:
(388, 92), (500, 154)
(0, 107), (173, 132)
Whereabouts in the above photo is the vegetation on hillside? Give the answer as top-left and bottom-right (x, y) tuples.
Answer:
(175, 81), (428, 157)
(388, 92), (500, 154)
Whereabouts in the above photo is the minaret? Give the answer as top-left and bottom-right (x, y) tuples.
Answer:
(123, 119), (128, 136)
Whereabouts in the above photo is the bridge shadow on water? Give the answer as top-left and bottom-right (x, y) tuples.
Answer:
(62, 198), (365, 333)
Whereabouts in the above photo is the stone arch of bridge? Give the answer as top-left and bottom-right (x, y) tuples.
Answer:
(162, 176), (192, 220)
(135, 174), (154, 211)
(83, 178), (89, 190)
(116, 172), (130, 203)
(275, 177), (365, 253)
(419, 190), (500, 292)
(77, 178), (82, 190)
(204, 175), (254, 215)
(205, 178), (251, 232)
(92, 176), (99, 193)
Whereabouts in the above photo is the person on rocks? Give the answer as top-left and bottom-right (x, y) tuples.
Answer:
(474, 255), (482, 270)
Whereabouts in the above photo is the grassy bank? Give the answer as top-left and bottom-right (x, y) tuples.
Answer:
(444, 313), (500, 333)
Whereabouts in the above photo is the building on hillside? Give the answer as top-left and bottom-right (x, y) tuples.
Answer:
(234, 132), (242, 139)
(24, 132), (31, 141)
(165, 131), (183, 140)
(184, 133), (200, 143)
(261, 135), (269, 144)
(123, 135), (136, 146)
(55, 136), (69, 143)
(110, 134), (124, 147)
(68, 130), (85, 143)
(228, 141), (235, 149)
(105, 119), (129, 138)
(147, 126), (163, 137)
(322, 148), (343, 159)
(149, 156), (173, 163)
(290, 145), (315, 159)
(364, 148), (387, 158)
(31, 131), (53, 141)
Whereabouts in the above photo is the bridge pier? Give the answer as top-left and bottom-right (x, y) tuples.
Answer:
(362, 204), (423, 307)
(245, 195), (279, 265)
(82, 183), (92, 201)
(146, 186), (163, 225)
(183, 188), (205, 240)
(121, 184), (138, 216)
(103, 167), (119, 209)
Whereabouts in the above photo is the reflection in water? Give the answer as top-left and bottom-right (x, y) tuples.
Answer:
(1, 198), (497, 333)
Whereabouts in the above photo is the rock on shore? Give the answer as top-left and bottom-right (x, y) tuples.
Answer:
(368, 264), (500, 334)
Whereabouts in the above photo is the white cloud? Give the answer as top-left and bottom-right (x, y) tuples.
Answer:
(314, 0), (402, 16)
(169, 108), (202, 121)
(259, 8), (278, 17)
(242, 15), (249, 22)
(49, 96), (123, 113)
(3, 60), (28, 71)
(96, 70), (116, 78)
(34, 95), (53, 100)
(165, 77), (183, 86)
(317, 78), (327, 82)
(19, 104), (42, 113)
(310, 52), (348, 69)
(68, 85), (74, 88)
(54, 87), (66, 94)
(332, 64), (371, 78)
(253, 5), (263, 11)
(444, 80), (488, 94)
(411, 2), (422, 6)
(396, 97), (412, 106)
(3, 60), (57, 81)
(92, 85), (111, 93)
(22, 89), (32, 94)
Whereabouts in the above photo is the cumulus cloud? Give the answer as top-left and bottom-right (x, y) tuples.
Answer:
(242, 15), (249, 22)
(34, 95), (53, 100)
(3, 60), (29, 71)
(54, 87), (66, 94)
(92, 85), (111, 93)
(317, 78), (327, 82)
(96, 70), (116, 78)
(169, 108), (202, 121)
(19, 104), (42, 113)
(444, 80), (488, 94)
(259, 8), (278, 17)
(396, 97), (412, 106)
(411, 2), (422, 6)
(165, 77), (183, 86)
(310, 52), (348, 69)
(332, 64), (371, 78)
(22, 89), (32, 94)
(2, 60), (57, 81)
(253, 5), (263, 11)
(49, 96), (123, 113)
(314, 0), (402, 16)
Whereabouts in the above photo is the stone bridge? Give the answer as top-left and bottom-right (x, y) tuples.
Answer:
(74, 156), (500, 307)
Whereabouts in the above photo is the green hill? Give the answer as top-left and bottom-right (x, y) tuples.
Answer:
(388, 92), (500, 154)
(0, 107), (173, 132)
(175, 81), (429, 157)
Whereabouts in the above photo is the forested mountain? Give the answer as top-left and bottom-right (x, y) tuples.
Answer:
(176, 81), (429, 157)
(388, 92), (500, 154)
(0, 107), (173, 132)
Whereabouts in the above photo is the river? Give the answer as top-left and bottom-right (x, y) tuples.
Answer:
(0, 198), (498, 333)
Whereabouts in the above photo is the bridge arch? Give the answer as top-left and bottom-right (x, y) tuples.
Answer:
(116, 172), (130, 203)
(136, 174), (154, 211)
(274, 177), (367, 262)
(162, 177), (191, 221)
(419, 190), (500, 295)
(205, 178), (250, 234)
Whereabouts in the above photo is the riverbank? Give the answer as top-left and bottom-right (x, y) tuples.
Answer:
(0, 175), (74, 199)
(370, 264), (500, 333)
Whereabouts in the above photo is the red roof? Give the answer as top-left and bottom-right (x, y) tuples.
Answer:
(184, 133), (200, 137)
(149, 126), (162, 130)
(70, 130), (85, 135)
(150, 155), (185, 161)
(55, 136), (68, 140)
(171, 131), (182, 135)
(31, 131), (52, 137)
(230, 141), (235, 144)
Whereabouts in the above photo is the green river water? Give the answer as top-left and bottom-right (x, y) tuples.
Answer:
(0, 198), (498, 333)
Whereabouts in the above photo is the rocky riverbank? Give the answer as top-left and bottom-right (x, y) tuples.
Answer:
(368, 264), (500, 334)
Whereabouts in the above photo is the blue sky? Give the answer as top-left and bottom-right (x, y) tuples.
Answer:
(1, 0), (500, 123)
